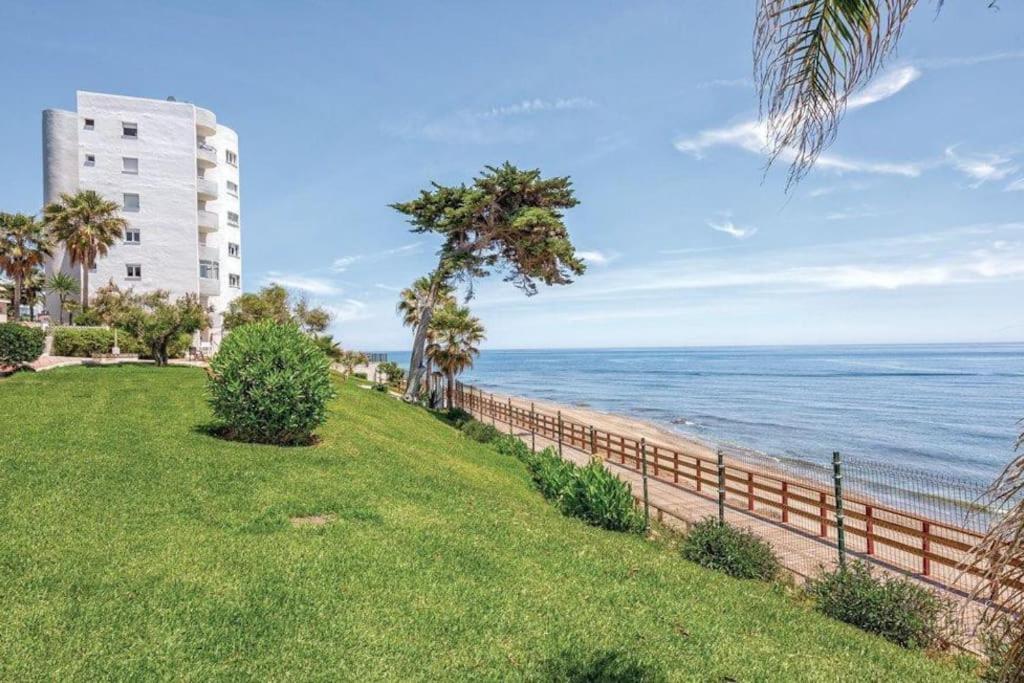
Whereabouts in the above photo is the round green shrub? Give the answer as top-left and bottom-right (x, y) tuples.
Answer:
(680, 518), (780, 581)
(0, 323), (45, 366)
(207, 321), (335, 445)
(560, 462), (645, 533)
(806, 560), (951, 649)
(460, 419), (501, 443)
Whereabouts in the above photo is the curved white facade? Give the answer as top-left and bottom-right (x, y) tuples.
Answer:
(42, 91), (243, 346)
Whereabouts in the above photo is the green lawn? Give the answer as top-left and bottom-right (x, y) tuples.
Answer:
(1, 366), (971, 681)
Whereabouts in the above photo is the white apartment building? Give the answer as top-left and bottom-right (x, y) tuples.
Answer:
(42, 91), (242, 346)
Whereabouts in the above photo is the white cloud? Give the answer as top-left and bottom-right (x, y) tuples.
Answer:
(480, 97), (596, 119)
(1006, 178), (1024, 192)
(944, 146), (1020, 188)
(390, 97), (596, 144)
(326, 299), (371, 323)
(914, 51), (1024, 69)
(708, 220), (757, 240)
(332, 243), (421, 272)
(262, 273), (342, 296)
(577, 250), (616, 265)
(698, 78), (752, 89)
(674, 67), (923, 178)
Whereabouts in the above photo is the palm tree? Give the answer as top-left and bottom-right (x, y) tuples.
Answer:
(45, 272), (79, 325)
(754, 1), (919, 188)
(426, 303), (485, 409)
(0, 213), (52, 322)
(397, 275), (455, 399)
(42, 190), (127, 309)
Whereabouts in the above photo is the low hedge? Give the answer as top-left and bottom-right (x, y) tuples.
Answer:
(53, 326), (190, 359)
(807, 560), (952, 649)
(0, 323), (45, 366)
(680, 518), (780, 581)
(460, 419), (502, 443)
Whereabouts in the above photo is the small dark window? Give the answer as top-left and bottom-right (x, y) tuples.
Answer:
(84, 154), (96, 167)
(122, 122), (138, 138)
(125, 229), (140, 244)
(126, 264), (142, 279)
(84, 118), (95, 130)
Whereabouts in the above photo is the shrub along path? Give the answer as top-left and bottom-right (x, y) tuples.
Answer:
(0, 366), (970, 680)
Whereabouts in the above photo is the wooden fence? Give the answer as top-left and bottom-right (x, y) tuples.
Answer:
(453, 381), (1009, 595)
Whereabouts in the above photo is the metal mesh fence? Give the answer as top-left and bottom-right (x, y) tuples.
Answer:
(453, 380), (1006, 646)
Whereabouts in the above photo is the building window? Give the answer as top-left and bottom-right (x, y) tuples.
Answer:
(123, 193), (140, 212)
(84, 154), (96, 167)
(225, 149), (237, 166)
(126, 264), (142, 279)
(229, 274), (240, 288)
(122, 157), (139, 174)
(227, 211), (239, 227)
(228, 242), (240, 258)
(226, 180), (238, 196)
(199, 259), (219, 280)
(83, 118), (95, 130)
(122, 122), (138, 138)
(125, 228), (140, 244)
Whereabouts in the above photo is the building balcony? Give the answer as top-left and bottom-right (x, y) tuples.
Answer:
(197, 209), (219, 232)
(199, 274), (221, 296)
(199, 244), (219, 262)
(197, 177), (218, 201)
(195, 107), (217, 137)
(197, 142), (217, 169)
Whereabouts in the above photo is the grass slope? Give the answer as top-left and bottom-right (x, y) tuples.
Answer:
(1, 366), (969, 681)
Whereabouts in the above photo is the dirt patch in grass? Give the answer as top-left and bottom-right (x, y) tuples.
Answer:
(290, 514), (336, 528)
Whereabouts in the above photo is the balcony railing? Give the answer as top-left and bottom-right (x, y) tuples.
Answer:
(197, 142), (217, 168)
(195, 107), (217, 136)
(197, 209), (219, 232)
(197, 177), (218, 200)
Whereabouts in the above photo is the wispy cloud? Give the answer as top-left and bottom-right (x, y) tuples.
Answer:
(697, 77), (752, 89)
(262, 272), (342, 296)
(326, 299), (371, 323)
(944, 146), (1020, 188)
(675, 66), (923, 178)
(479, 97), (596, 119)
(824, 206), (883, 221)
(914, 51), (1024, 69)
(474, 223), (1024, 309)
(389, 96), (596, 144)
(332, 243), (422, 272)
(1006, 178), (1024, 192)
(708, 220), (757, 240)
(577, 250), (617, 266)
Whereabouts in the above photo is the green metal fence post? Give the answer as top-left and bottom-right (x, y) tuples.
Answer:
(833, 451), (846, 569)
(640, 438), (650, 531)
(717, 449), (726, 525)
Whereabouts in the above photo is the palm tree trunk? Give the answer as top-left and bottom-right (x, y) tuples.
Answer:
(81, 262), (90, 309)
(11, 276), (22, 322)
(447, 371), (455, 409)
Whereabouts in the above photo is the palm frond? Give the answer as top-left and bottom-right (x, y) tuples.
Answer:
(755, 0), (918, 187)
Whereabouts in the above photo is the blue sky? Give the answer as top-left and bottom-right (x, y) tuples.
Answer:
(1, 1), (1022, 350)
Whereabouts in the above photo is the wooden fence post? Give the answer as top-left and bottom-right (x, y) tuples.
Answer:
(717, 449), (726, 524)
(530, 402), (536, 453)
(557, 411), (563, 458)
(922, 521), (931, 576)
(781, 481), (789, 523)
(833, 451), (846, 569)
(507, 398), (513, 435)
(641, 438), (650, 531)
(589, 425), (596, 456)
(818, 491), (828, 538)
(746, 472), (754, 511)
(865, 505), (874, 555)
(490, 394), (495, 426)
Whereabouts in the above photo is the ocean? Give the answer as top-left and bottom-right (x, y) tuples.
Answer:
(390, 344), (1024, 487)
